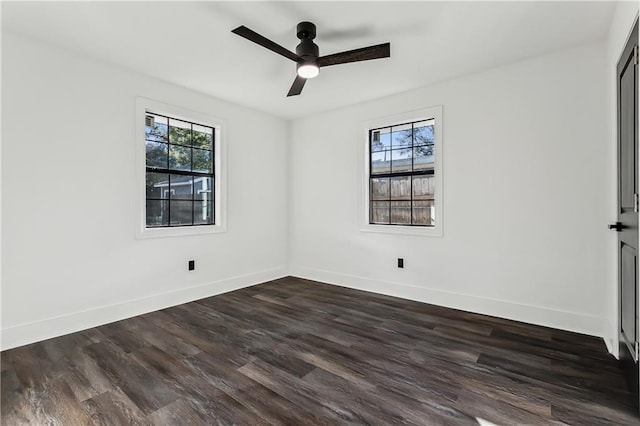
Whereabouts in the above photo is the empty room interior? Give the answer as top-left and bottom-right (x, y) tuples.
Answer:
(2, 1), (640, 424)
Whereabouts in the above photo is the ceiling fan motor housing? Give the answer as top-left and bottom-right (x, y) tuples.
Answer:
(296, 21), (316, 40)
(296, 21), (319, 59)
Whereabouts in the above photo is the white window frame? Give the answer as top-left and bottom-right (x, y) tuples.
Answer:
(360, 105), (443, 237)
(135, 97), (227, 239)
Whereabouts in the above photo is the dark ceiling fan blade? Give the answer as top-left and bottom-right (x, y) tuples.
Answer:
(318, 42), (390, 67)
(232, 26), (301, 62)
(287, 75), (306, 97)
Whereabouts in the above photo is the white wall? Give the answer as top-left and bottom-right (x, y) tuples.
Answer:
(289, 42), (611, 340)
(1, 32), (289, 350)
(605, 3), (639, 357)
(2, 21), (626, 352)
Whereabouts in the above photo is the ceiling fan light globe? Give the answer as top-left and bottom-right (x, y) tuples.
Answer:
(297, 64), (319, 79)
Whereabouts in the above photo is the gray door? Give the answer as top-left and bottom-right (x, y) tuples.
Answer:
(614, 18), (639, 410)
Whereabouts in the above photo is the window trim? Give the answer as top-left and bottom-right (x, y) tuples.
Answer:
(360, 106), (443, 237)
(135, 97), (227, 239)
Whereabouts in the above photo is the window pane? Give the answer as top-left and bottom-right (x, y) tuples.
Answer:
(391, 123), (412, 149)
(144, 111), (217, 229)
(193, 125), (213, 150)
(170, 175), (193, 200)
(170, 200), (193, 226)
(412, 175), (435, 200)
(169, 145), (192, 171)
(391, 149), (412, 173)
(413, 200), (435, 226)
(193, 149), (213, 173)
(368, 117), (437, 228)
(146, 199), (169, 227)
(413, 145), (434, 171)
(169, 118), (191, 146)
(146, 141), (168, 168)
(370, 201), (390, 224)
(146, 172), (169, 199)
(196, 177), (213, 202)
(371, 127), (391, 152)
(194, 200), (214, 225)
(370, 177), (389, 201)
(371, 151), (391, 174)
(146, 114), (168, 142)
(390, 201), (411, 225)
(390, 176), (411, 200)
(413, 120), (434, 146)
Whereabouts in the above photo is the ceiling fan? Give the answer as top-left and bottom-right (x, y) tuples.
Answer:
(231, 22), (391, 97)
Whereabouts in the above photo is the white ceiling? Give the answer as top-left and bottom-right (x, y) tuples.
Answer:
(2, 1), (615, 120)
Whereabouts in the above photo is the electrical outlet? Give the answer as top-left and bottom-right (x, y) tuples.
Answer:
(397, 258), (404, 268)
(188, 260), (195, 271)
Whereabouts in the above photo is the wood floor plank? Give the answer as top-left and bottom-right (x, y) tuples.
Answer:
(83, 340), (180, 415)
(459, 374), (553, 419)
(237, 359), (355, 423)
(456, 388), (566, 426)
(83, 388), (147, 425)
(97, 320), (149, 354)
(302, 366), (477, 426)
(145, 398), (210, 425)
(38, 376), (94, 425)
(61, 365), (104, 402)
(232, 383), (334, 425)
(124, 315), (202, 358)
(0, 366), (32, 424)
(251, 346), (317, 378)
(170, 374), (272, 425)
(2, 277), (638, 425)
(2, 343), (56, 388)
(66, 344), (116, 399)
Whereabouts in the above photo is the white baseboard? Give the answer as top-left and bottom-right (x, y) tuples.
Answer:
(603, 319), (619, 358)
(1, 266), (287, 351)
(290, 266), (609, 341)
(3, 265), (613, 355)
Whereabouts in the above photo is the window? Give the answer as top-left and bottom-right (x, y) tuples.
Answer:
(136, 98), (226, 238)
(145, 113), (214, 227)
(362, 106), (442, 236)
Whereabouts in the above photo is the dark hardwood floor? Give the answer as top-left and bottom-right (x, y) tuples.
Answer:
(2, 276), (638, 425)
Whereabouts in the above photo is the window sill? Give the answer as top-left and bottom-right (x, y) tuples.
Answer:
(360, 224), (442, 237)
(137, 224), (227, 239)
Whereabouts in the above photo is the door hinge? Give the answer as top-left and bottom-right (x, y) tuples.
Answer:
(636, 341), (639, 362)
(634, 193), (639, 212)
